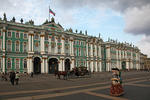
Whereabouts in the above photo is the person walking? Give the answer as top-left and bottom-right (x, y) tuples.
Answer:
(9, 71), (16, 85)
(15, 72), (19, 85)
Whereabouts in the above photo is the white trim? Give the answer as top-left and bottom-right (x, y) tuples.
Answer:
(7, 58), (12, 69)
(15, 40), (20, 52)
(15, 32), (20, 38)
(7, 30), (12, 38)
(23, 42), (27, 52)
(23, 33), (28, 39)
(23, 58), (27, 69)
(7, 40), (12, 51)
(48, 56), (59, 61)
(15, 58), (20, 69)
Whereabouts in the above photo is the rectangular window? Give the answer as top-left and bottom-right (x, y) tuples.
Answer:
(24, 33), (27, 39)
(7, 40), (11, 52)
(7, 31), (12, 37)
(45, 35), (48, 40)
(16, 32), (20, 38)
(7, 59), (11, 69)
(16, 41), (20, 52)
(45, 43), (48, 52)
(34, 34), (39, 40)
(23, 42), (27, 52)
(24, 59), (27, 68)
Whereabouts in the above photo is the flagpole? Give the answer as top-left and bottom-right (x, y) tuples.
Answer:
(49, 5), (50, 22)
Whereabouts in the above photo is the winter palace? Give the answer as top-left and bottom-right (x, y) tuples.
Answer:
(0, 13), (141, 74)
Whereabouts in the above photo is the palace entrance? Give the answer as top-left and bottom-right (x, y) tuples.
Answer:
(122, 61), (126, 70)
(33, 57), (41, 74)
(48, 58), (58, 74)
(65, 59), (71, 71)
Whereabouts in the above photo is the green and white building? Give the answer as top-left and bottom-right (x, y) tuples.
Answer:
(0, 14), (141, 74)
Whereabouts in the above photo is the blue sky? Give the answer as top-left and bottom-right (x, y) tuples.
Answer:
(0, 0), (150, 56)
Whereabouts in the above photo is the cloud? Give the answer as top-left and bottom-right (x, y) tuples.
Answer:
(56, 0), (150, 36)
(124, 4), (150, 36)
(137, 36), (150, 57)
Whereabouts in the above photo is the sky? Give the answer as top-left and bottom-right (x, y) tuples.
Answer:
(0, 0), (150, 57)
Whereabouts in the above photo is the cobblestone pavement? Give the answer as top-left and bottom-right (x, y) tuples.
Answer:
(0, 71), (150, 100)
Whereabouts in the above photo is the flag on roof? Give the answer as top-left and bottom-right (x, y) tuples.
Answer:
(49, 8), (55, 16)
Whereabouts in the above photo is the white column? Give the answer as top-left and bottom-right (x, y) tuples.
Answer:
(71, 40), (74, 56)
(90, 60), (93, 72)
(59, 59), (63, 71)
(119, 50), (122, 69)
(27, 57), (30, 73)
(99, 61), (102, 72)
(90, 43), (93, 57)
(87, 60), (89, 70)
(27, 57), (33, 73)
(69, 40), (72, 55)
(2, 27), (6, 51)
(106, 46), (111, 71)
(99, 45), (101, 58)
(62, 59), (65, 71)
(48, 36), (52, 54)
(55, 36), (58, 54)
(2, 56), (5, 73)
(95, 45), (97, 57)
(28, 34), (31, 52)
(71, 59), (74, 70)
(130, 51), (133, 69)
(126, 61), (129, 70)
(116, 49), (119, 68)
(86, 43), (88, 57)
(30, 58), (33, 73)
(61, 37), (65, 54)
(41, 58), (44, 73)
(45, 58), (48, 73)
(40, 34), (45, 54)
(31, 35), (34, 52)
(95, 61), (97, 72)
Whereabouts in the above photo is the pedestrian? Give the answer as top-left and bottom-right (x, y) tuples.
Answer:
(30, 72), (33, 78)
(9, 71), (16, 85)
(15, 72), (19, 85)
(110, 68), (124, 96)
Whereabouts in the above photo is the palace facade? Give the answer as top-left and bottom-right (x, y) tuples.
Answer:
(0, 14), (141, 74)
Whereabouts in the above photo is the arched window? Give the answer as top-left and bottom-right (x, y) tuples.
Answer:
(24, 59), (27, 69)
(16, 32), (20, 38)
(23, 42), (27, 52)
(16, 41), (20, 52)
(7, 58), (11, 69)
(7, 40), (12, 51)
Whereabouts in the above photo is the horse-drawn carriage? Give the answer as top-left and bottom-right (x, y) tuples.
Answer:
(55, 67), (91, 80)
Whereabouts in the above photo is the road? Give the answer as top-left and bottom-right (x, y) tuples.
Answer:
(0, 71), (150, 100)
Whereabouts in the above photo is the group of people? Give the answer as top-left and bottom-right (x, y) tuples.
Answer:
(1, 71), (20, 85)
(110, 68), (124, 96)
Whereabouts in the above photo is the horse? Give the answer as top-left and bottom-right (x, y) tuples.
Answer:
(55, 71), (68, 80)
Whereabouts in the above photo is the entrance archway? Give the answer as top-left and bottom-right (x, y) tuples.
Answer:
(33, 57), (41, 74)
(48, 58), (58, 74)
(122, 61), (126, 70)
(65, 59), (71, 71)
